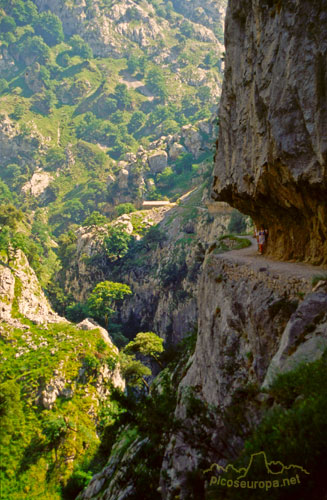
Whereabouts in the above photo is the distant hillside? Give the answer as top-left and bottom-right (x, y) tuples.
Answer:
(0, 0), (226, 290)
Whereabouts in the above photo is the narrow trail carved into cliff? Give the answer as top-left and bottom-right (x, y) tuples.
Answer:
(216, 237), (327, 282)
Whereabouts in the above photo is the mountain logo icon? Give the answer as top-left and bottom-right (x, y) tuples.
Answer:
(204, 452), (310, 491)
(204, 451), (310, 479)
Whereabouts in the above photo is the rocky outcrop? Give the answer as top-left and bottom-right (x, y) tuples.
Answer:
(106, 116), (217, 206)
(212, 0), (327, 264)
(21, 169), (53, 197)
(172, 0), (227, 32)
(0, 114), (49, 175)
(148, 150), (168, 173)
(77, 432), (147, 500)
(263, 288), (327, 387)
(33, 0), (162, 57)
(0, 248), (65, 325)
(76, 318), (125, 393)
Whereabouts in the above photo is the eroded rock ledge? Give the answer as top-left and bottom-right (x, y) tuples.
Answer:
(212, 0), (327, 264)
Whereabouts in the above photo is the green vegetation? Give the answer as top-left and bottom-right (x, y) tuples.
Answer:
(312, 273), (327, 286)
(0, 320), (119, 500)
(211, 235), (251, 254)
(103, 225), (133, 261)
(87, 280), (132, 329)
(123, 331), (164, 368)
(115, 203), (136, 216)
(209, 354), (327, 499)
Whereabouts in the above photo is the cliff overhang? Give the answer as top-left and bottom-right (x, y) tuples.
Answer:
(212, 0), (327, 264)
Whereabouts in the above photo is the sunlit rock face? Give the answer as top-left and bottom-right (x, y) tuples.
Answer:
(212, 0), (327, 264)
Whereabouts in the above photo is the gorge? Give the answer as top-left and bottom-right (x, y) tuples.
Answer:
(0, 1), (326, 499)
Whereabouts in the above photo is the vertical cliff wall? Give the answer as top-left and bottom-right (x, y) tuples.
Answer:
(212, 0), (327, 264)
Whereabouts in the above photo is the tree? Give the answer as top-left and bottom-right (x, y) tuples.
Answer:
(124, 332), (164, 368)
(0, 204), (24, 230)
(69, 35), (93, 59)
(127, 55), (139, 74)
(114, 83), (132, 110)
(0, 16), (16, 33)
(157, 167), (173, 187)
(83, 211), (108, 226)
(115, 203), (136, 217)
(0, 79), (8, 94)
(33, 11), (64, 46)
(180, 20), (194, 38)
(197, 85), (211, 104)
(11, 0), (37, 25)
(128, 110), (146, 133)
(204, 52), (216, 68)
(119, 353), (151, 391)
(145, 68), (168, 100)
(11, 103), (24, 120)
(101, 97), (117, 116)
(18, 36), (51, 65)
(103, 225), (132, 261)
(110, 110), (124, 124)
(0, 180), (14, 204)
(87, 280), (132, 329)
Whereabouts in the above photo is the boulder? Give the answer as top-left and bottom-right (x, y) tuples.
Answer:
(148, 150), (168, 173)
(118, 168), (129, 189)
(169, 142), (186, 160)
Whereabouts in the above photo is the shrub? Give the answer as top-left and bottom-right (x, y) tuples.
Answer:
(0, 78), (9, 94)
(69, 34), (93, 59)
(115, 203), (136, 216)
(103, 225), (133, 261)
(83, 211), (108, 226)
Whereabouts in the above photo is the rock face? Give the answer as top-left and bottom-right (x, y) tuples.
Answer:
(21, 170), (53, 197)
(0, 249), (65, 325)
(172, 0), (227, 32)
(0, 114), (47, 165)
(60, 189), (234, 344)
(160, 253), (327, 498)
(107, 116), (217, 207)
(263, 290), (327, 387)
(212, 0), (327, 264)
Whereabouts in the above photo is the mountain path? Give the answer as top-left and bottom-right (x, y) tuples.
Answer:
(215, 237), (327, 282)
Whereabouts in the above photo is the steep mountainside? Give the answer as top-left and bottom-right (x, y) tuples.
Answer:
(0, 247), (124, 499)
(212, 0), (327, 264)
(0, 0), (226, 245)
(0, 0), (226, 299)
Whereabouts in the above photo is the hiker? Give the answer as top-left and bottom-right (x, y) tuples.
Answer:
(253, 226), (259, 250)
(258, 226), (268, 254)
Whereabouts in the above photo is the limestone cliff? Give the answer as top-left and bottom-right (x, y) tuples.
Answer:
(33, 0), (224, 58)
(212, 0), (327, 264)
(160, 252), (327, 498)
(0, 248), (65, 325)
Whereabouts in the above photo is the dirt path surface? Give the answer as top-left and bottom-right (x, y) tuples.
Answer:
(119, 73), (155, 100)
(217, 237), (327, 281)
